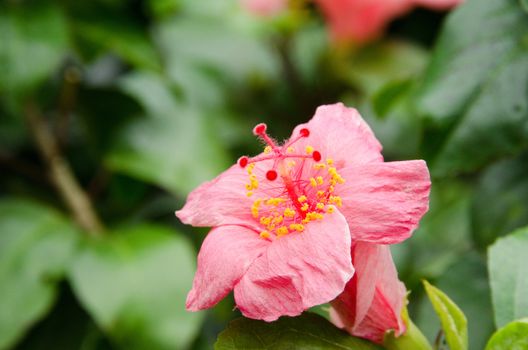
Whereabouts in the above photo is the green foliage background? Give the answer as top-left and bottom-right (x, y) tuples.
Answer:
(1, 0), (527, 349)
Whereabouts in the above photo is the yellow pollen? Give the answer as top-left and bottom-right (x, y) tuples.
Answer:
(277, 226), (289, 236)
(266, 197), (285, 206)
(260, 231), (271, 239)
(313, 163), (326, 170)
(264, 146), (272, 154)
(327, 159), (334, 165)
(272, 215), (284, 225)
(289, 223), (305, 232)
(310, 178), (318, 187)
(298, 195), (307, 203)
(246, 191), (253, 197)
(316, 202), (325, 210)
(301, 203), (309, 211)
(260, 216), (271, 226)
(287, 146), (295, 153)
(316, 176), (324, 185)
(326, 206), (335, 213)
(329, 195), (342, 207)
(284, 208), (295, 217)
(247, 163), (255, 175)
(317, 190), (325, 197)
(287, 160), (297, 168)
(305, 145), (314, 154)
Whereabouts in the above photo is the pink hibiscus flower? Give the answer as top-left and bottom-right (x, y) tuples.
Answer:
(330, 242), (407, 343)
(176, 103), (430, 322)
(314, 0), (463, 43)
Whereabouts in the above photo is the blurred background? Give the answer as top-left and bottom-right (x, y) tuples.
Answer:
(1, 0), (527, 349)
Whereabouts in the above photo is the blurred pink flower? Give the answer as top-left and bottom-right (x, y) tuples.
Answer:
(242, 0), (288, 17)
(314, 0), (463, 43)
(176, 103), (430, 321)
(330, 242), (407, 343)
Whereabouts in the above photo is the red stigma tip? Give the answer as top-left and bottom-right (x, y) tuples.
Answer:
(312, 151), (321, 162)
(253, 123), (267, 136)
(266, 170), (278, 181)
(300, 128), (310, 137)
(238, 156), (249, 168)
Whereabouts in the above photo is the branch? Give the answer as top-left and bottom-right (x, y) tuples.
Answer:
(25, 101), (105, 236)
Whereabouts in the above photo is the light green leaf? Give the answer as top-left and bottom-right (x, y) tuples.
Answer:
(414, 0), (528, 175)
(416, 254), (494, 350)
(69, 224), (202, 350)
(488, 226), (528, 328)
(423, 280), (468, 350)
(0, 2), (69, 99)
(485, 318), (528, 350)
(0, 199), (78, 349)
(214, 313), (382, 350)
(106, 71), (230, 195)
(472, 153), (528, 249)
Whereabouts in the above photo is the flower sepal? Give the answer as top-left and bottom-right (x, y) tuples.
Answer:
(383, 306), (432, 350)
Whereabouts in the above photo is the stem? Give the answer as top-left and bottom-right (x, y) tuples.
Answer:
(383, 307), (433, 350)
(25, 101), (105, 236)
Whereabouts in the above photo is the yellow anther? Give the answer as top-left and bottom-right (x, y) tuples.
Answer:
(272, 215), (284, 225)
(251, 209), (259, 219)
(326, 205), (335, 213)
(310, 178), (318, 187)
(266, 198), (285, 206)
(316, 176), (324, 185)
(298, 195), (307, 203)
(317, 190), (325, 197)
(260, 217), (271, 226)
(284, 208), (295, 217)
(287, 160), (297, 168)
(316, 202), (325, 210)
(327, 159), (334, 165)
(260, 231), (271, 239)
(264, 146), (272, 154)
(313, 163), (326, 170)
(301, 203), (309, 211)
(328, 185), (335, 193)
(305, 145), (314, 154)
(287, 147), (295, 153)
(247, 163), (255, 174)
(246, 184), (253, 191)
(289, 224), (305, 232)
(329, 195), (342, 207)
(277, 226), (289, 236)
(246, 191), (253, 197)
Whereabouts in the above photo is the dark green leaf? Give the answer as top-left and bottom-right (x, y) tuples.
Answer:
(372, 79), (414, 119)
(488, 226), (528, 328)
(520, 0), (528, 12)
(485, 318), (528, 350)
(472, 153), (528, 249)
(106, 72), (230, 195)
(415, 0), (528, 175)
(68, 224), (202, 350)
(416, 254), (493, 350)
(423, 280), (468, 350)
(215, 313), (382, 350)
(0, 2), (69, 99)
(0, 199), (78, 349)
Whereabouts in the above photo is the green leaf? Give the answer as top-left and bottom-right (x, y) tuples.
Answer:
(0, 199), (78, 349)
(68, 224), (202, 350)
(485, 318), (528, 350)
(423, 280), (468, 350)
(0, 2), (69, 99)
(414, 0), (528, 175)
(520, 0), (528, 12)
(74, 19), (161, 71)
(106, 72), (230, 195)
(472, 153), (528, 249)
(372, 79), (414, 119)
(416, 254), (494, 350)
(488, 226), (528, 328)
(214, 313), (382, 350)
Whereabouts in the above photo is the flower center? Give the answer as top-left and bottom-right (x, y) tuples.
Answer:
(238, 123), (345, 240)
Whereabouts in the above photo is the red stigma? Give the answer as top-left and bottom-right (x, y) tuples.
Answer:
(253, 123), (267, 136)
(312, 151), (322, 162)
(266, 170), (278, 181)
(299, 128), (310, 137)
(238, 156), (249, 168)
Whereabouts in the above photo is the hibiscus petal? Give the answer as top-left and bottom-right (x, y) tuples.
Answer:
(234, 210), (354, 321)
(291, 103), (383, 168)
(176, 164), (257, 228)
(337, 160), (431, 244)
(186, 225), (269, 311)
(330, 243), (406, 343)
